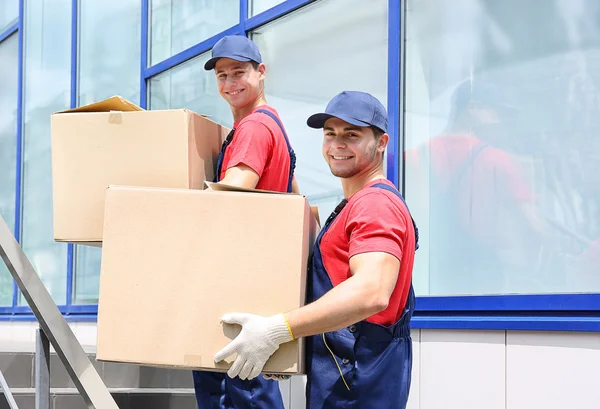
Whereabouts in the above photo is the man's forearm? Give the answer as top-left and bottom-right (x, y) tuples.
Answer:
(285, 275), (388, 339)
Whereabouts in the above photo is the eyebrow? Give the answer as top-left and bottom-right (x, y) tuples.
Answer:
(216, 65), (246, 74)
(323, 126), (363, 132)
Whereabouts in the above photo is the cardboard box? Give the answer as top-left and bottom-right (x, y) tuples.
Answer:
(96, 184), (319, 374)
(50, 96), (229, 245)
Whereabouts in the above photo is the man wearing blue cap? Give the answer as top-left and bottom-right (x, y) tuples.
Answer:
(205, 34), (298, 193)
(215, 91), (418, 408)
(193, 34), (297, 409)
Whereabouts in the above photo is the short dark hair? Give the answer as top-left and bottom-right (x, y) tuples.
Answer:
(250, 61), (260, 70)
(370, 126), (385, 139)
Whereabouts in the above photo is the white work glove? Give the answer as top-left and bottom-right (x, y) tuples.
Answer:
(214, 313), (294, 380)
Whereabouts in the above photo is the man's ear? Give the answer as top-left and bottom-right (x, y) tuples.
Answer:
(378, 133), (389, 154)
(258, 63), (267, 80)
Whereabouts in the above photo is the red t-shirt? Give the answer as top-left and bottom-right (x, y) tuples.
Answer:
(319, 179), (416, 326)
(219, 105), (292, 192)
(405, 134), (533, 245)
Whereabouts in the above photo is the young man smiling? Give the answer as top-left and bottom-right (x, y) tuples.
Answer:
(214, 91), (418, 409)
(192, 34), (297, 409)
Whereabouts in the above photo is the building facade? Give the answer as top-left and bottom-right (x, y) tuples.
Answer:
(1, 0), (600, 408)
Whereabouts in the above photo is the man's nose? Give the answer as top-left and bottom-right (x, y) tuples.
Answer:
(331, 137), (346, 148)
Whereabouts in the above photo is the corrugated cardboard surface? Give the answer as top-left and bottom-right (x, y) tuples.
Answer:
(51, 102), (227, 244)
(97, 186), (318, 374)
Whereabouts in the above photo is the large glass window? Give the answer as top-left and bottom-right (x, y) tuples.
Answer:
(78, 0), (140, 106)
(149, 52), (232, 127)
(74, 0), (141, 304)
(0, 34), (18, 306)
(405, 0), (600, 296)
(0, 0), (18, 33)
(251, 0), (388, 218)
(21, 0), (71, 304)
(150, 0), (239, 66)
(250, 0), (285, 16)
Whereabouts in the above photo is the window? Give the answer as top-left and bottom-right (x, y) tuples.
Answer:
(0, 0), (18, 33)
(74, 0), (141, 304)
(78, 0), (140, 106)
(405, 0), (600, 296)
(250, 0), (285, 16)
(150, 0), (239, 65)
(250, 0), (388, 218)
(0, 34), (18, 306)
(21, 0), (71, 304)
(149, 52), (232, 127)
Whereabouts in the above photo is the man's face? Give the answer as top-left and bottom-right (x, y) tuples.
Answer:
(215, 58), (265, 109)
(322, 117), (387, 179)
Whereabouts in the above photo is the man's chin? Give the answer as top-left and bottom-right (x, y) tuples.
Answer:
(329, 166), (357, 179)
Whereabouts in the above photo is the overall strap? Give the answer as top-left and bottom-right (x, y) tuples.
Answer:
(256, 109), (296, 193)
(371, 183), (419, 250)
(213, 128), (235, 183)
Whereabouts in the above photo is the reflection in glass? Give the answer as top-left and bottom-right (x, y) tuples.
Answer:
(0, 34), (18, 305)
(250, 0), (285, 17)
(149, 52), (232, 128)
(251, 0), (388, 219)
(150, 0), (239, 65)
(21, 0), (71, 304)
(74, 0), (141, 305)
(0, 0), (18, 33)
(405, 0), (600, 295)
(78, 0), (140, 106)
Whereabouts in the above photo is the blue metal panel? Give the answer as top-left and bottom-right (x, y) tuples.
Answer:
(245, 0), (314, 31)
(13, 0), (25, 308)
(144, 25), (243, 79)
(239, 0), (248, 31)
(0, 21), (18, 44)
(140, 0), (148, 108)
(411, 315), (600, 332)
(65, 0), (79, 307)
(0, 313), (98, 322)
(416, 293), (600, 312)
(0, 304), (97, 315)
(387, 0), (402, 189)
(0, 305), (29, 314)
(70, 0), (78, 107)
(60, 304), (98, 314)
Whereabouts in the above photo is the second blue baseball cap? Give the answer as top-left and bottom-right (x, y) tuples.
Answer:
(204, 35), (263, 71)
(307, 91), (388, 133)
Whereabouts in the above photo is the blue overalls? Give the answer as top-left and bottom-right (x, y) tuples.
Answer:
(306, 183), (418, 409)
(192, 109), (296, 409)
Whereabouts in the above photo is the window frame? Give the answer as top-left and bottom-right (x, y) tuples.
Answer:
(0, 0), (598, 332)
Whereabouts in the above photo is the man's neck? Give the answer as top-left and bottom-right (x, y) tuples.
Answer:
(232, 96), (268, 123)
(341, 165), (387, 199)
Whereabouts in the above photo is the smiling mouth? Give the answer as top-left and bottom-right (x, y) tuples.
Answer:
(227, 89), (244, 95)
(331, 155), (353, 160)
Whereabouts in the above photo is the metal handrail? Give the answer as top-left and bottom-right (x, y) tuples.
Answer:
(0, 366), (20, 409)
(0, 216), (118, 409)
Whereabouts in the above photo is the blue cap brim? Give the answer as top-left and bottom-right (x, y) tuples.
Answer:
(306, 113), (372, 129)
(204, 55), (255, 70)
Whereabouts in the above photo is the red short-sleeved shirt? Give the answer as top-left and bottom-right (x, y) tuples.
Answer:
(405, 134), (533, 244)
(319, 179), (416, 326)
(219, 105), (292, 192)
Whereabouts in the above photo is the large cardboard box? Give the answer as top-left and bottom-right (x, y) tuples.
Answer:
(96, 184), (319, 374)
(50, 96), (229, 245)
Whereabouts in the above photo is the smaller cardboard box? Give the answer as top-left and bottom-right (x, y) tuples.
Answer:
(50, 96), (229, 245)
(96, 184), (319, 374)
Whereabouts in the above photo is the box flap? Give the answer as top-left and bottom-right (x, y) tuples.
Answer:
(204, 181), (300, 195)
(55, 96), (144, 114)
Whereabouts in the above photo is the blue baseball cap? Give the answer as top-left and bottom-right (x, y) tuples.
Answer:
(307, 91), (388, 133)
(204, 35), (262, 71)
